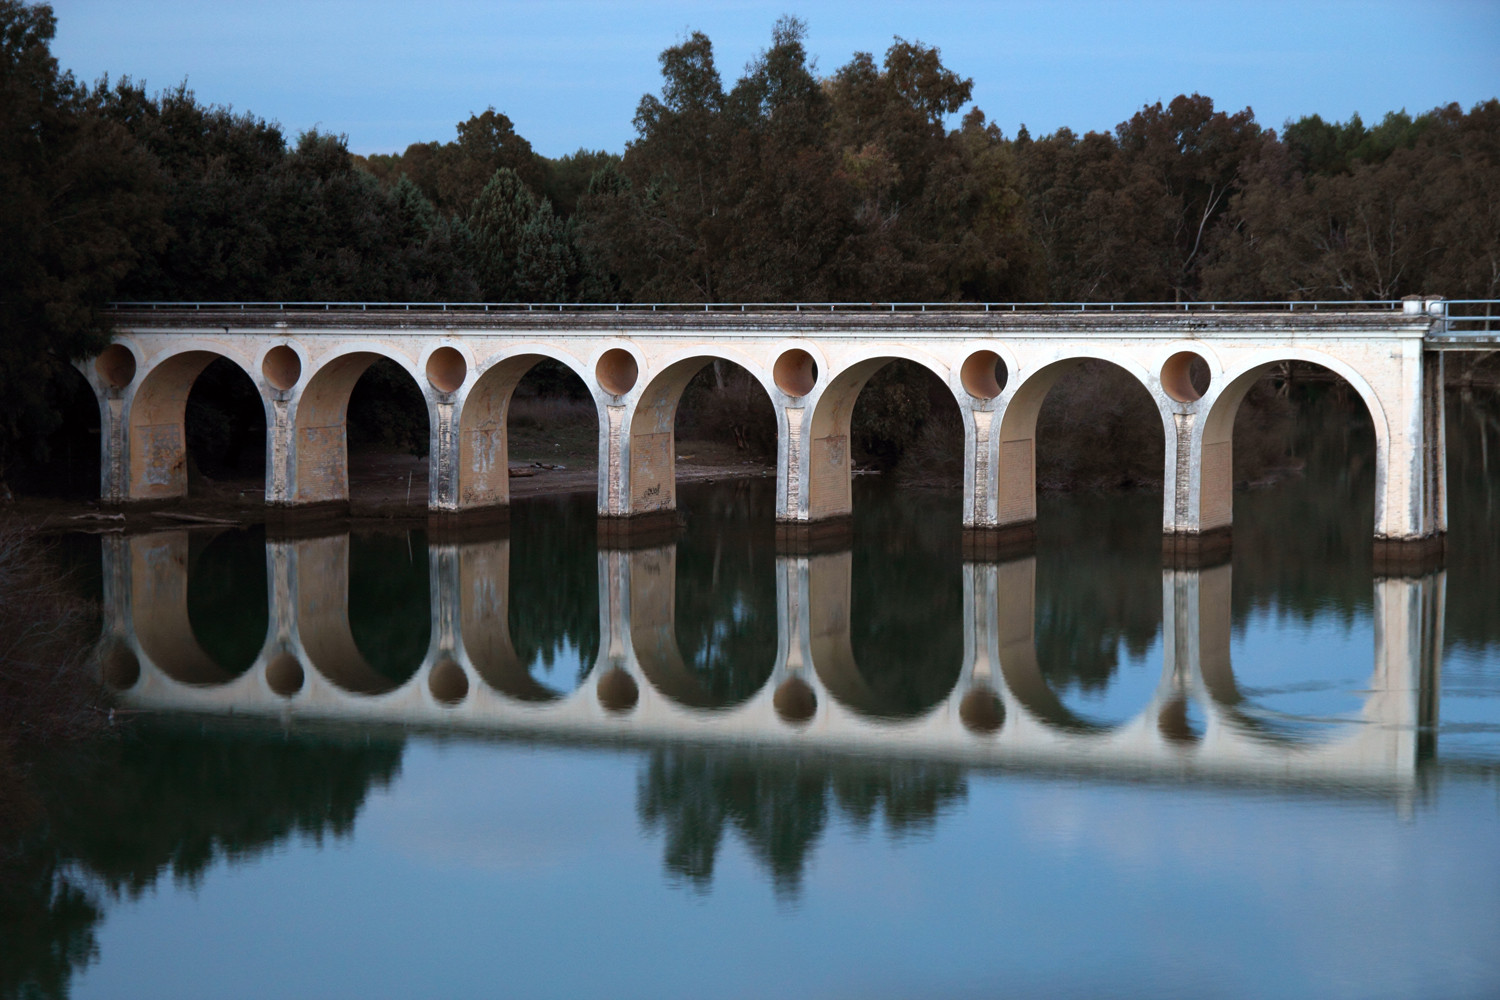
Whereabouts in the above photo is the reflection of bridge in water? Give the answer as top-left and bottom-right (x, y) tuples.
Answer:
(97, 529), (1442, 791)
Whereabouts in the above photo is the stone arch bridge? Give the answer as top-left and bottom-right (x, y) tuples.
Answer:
(83, 299), (1498, 561)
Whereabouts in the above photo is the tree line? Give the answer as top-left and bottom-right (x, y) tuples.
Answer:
(3, 1), (1497, 482)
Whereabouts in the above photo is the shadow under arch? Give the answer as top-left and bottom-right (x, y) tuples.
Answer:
(995, 356), (1165, 526)
(292, 350), (426, 504)
(458, 350), (599, 509)
(128, 350), (264, 500)
(626, 352), (775, 515)
(1199, 354), (1386, 535)
(804, 352), (953, 521)
(292, 533), (427, 695)
(125, 530), (264, 686)
(185, 357), (267, 489)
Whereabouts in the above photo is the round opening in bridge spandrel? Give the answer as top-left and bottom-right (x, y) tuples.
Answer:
(596, 349), (639, 397)
(961, 350), (1008, 400)
(426, 346), (468, 394)
(428, 657), (470, 706)
(265, 653), (305, 697)
(262, 345), (302, 391)
(597, 668), (639, 713)
(959, 687), (1006, 734)
(1161, 351), (1211, 403)
(773, 676), (817, 724)
(95, 344), (137, 388)
(773, 349), (817, 397)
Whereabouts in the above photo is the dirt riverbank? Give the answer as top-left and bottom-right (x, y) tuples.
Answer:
(1, 440), (774, 533)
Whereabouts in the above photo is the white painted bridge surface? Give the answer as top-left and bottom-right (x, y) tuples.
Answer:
(80, 300), (1483, 547)
(99, 528), (1443, 792)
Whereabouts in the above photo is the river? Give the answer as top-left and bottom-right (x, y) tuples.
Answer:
(5, 388), (1498, 999)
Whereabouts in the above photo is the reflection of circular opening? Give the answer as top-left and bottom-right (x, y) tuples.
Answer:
(773, 349), (817, 397)
(426, 346), (467, 393)
(597, 668), (639, 712)
(429, 657), (470, 705)
(1157, 697), (1200, 744)
(99, 640), (140, 691)
(95, 344), (137, 388)
(773, 676), (817, 724)
(960, 350), (1008, 399)
(959, 688), (1006, 734)
(265, 653), (305, 697)
(262, 345), (302, 391)
(1161, 351), (1211, 403)
(596, 349), (639, 396)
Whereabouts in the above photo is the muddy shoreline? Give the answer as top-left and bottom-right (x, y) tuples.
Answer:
(2, 450), (777, 534)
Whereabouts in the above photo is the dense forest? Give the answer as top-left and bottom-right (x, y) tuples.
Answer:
(3, 1), (1498, 483)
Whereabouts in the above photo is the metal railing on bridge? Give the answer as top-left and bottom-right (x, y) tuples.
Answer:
(105, 298), (1500, 336)
(109, 298), (1413, 314)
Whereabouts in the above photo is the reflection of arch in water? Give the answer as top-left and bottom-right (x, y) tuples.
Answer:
(965, 558), (1107, 735)
(800, 549), (963, 721)
(450, 537), (563, 702)
(591, 543), (778, 712)
(291, 534), (420, 695)
(123, 530), (265, 686)
(127, 349), (265, 500)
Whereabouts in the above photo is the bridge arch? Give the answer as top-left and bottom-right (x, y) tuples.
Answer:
(620, 346), (777, 517)
(454, 346), (599, 510)
(1196, 349), (1390, 535)
(122, 344), (266, 500)
(802, 347), (954, 521)
(288, 345), (427, 505)
(991, 353), (1166, 530)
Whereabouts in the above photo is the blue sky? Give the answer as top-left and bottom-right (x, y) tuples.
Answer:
(49, 1), (1500, 158)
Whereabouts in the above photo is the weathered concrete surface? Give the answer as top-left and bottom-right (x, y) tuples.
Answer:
(83, 305), (1463, 552)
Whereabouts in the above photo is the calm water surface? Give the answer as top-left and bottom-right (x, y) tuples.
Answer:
(10, 397), (1500, 1000)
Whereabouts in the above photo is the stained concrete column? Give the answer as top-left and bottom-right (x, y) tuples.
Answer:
(428, 396), (460, 511)
(1373, 342), (1447, 573)
(80, 351), (133, 503)
(265, 389), (295, 505)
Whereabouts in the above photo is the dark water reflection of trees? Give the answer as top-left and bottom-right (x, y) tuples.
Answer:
(509, 493), (600, 685)
(0, 722), (402, 1000)
(637, 748), (966, 899)
(673, 481), (779, 706)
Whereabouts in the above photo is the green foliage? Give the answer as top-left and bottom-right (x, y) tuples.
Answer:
(467, 167), (578, 300)
(578, 20), (1029, 302)
(0, 1), (164, 478)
